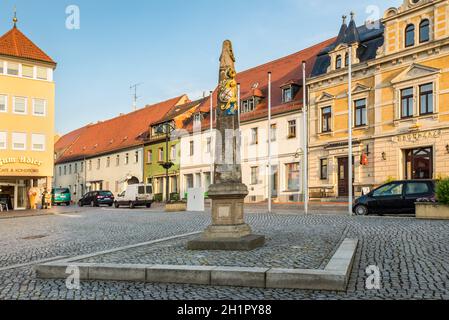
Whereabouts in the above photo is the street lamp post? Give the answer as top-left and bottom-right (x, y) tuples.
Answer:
(159, 122), (176, 204)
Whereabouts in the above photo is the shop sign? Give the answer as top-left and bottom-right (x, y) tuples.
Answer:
(392, 130), (442, 143)
(0, 156), (43, 167)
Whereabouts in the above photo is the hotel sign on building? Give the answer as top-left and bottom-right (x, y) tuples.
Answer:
(0, 19), (57, 210)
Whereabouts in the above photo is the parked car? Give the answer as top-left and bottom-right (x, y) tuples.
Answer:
(78, 190), (114, 207)
(353, 180), (436, 216)
(114, 184), (153, 209)
(52, 188), (72, 206)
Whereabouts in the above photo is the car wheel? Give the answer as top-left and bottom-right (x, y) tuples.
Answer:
(354, 205), (369, 216)
(78, 201), (83, 207)
(146, 203), (152, 208)
(114, 202), (120, 208)
(66, 202), (70, 206)
(129, 201), (135, 209)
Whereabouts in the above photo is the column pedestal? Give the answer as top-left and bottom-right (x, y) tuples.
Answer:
(187, 183), (265, 251)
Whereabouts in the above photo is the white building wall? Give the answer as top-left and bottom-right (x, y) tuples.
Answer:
(179, 111), (305, 203)
(54, 147), (144, 201)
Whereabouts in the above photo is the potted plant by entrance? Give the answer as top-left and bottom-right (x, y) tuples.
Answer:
(416, 178), (449, 220)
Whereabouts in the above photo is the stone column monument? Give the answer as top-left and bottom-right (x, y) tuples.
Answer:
(187, 40), (265, 251)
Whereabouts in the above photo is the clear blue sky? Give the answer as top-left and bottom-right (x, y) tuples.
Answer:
(0, 0), (401, 135)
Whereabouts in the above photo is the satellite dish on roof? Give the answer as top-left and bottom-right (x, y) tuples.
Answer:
(252, 82), (259, 89)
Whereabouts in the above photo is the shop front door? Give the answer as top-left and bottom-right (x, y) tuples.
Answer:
(405, 147), (433, 180)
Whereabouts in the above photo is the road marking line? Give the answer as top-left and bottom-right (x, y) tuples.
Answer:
(48, 231), (202, 264)
(0, 256), (68, 272)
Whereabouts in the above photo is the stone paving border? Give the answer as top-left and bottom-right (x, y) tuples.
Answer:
(34, 233), (358, 291)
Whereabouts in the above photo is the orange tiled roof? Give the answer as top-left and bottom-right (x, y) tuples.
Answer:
(56, 95), (188, 164)
(0, 26), (55, 64)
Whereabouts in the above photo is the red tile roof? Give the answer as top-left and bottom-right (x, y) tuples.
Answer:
(56, 95), (188, 164)
(0, 26), (55, 64)
(54, 126), (89, 158)
(186, 37), (335, 132)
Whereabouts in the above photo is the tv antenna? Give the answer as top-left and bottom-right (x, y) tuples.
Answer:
(130, 83), (143, 111)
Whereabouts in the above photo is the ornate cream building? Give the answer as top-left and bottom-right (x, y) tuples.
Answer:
(307, 0), (449, 199)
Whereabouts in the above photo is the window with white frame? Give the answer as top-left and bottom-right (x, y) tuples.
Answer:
(271, 124), (277, 142)
(241, 98), (255, 114)
(36, 67), (48, 80)
(194, 114), (201, 126)
(282, 87), (293, 103)
(31, 134), (45, 151)
(251, 167), (259, 185)
(0, 95), (6, 112)
(159, 148), (164, 161)
(206, 137), (211, 153)
(12, 132), (26, 150)
(189, 141), (194, 156)
(13, 97), (27, 114)
(33, 99), (46, 116)
(250, 128), (258, 145)
(170, 145), (176, 161)
(288, 120), (297, 138)
(0, 132), (6, 150)
(7, 62), (19, 76)
(22, 65), (34, 78)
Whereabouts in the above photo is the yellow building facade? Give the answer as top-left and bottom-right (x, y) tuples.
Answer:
(0, 23), (56, 210)
(308, 0), (449, 198)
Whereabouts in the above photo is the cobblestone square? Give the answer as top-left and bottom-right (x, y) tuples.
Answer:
(0, 206), (448, 300)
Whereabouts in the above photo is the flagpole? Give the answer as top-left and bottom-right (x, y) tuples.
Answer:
(210, 91), (214, 186)
(237, 83), (241, 126)
(302, 61), (309, 215)
(268, 72), (272, 214)
(348, 45), (353, 216)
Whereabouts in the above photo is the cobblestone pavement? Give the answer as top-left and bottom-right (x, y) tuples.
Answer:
(0, 206), (448, 300)
(78, 223), (346, 269)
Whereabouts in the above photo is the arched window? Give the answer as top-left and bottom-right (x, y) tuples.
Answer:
(345, 53), (349, 66)
(405, 24), (415, 47)
(420, 19), (430, 43)
(336, 55), (342, 69)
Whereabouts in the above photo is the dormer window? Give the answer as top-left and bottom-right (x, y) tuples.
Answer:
(405, 24), (415, 47)
(282, 87), (293, 103)
(241, 98), (255, 114)
(336, 55), (342, 69)
(194, 113), (201, 126)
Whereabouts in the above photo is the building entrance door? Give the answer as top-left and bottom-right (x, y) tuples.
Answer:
(338, 158), (349, 197)
(338, 157), (354, 198)
(405, 147), (433, 180)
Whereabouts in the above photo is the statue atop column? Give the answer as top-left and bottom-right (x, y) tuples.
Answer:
(187, 40), (265, 251)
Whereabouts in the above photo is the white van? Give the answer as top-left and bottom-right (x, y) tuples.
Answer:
(114, 184), (154, 209)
